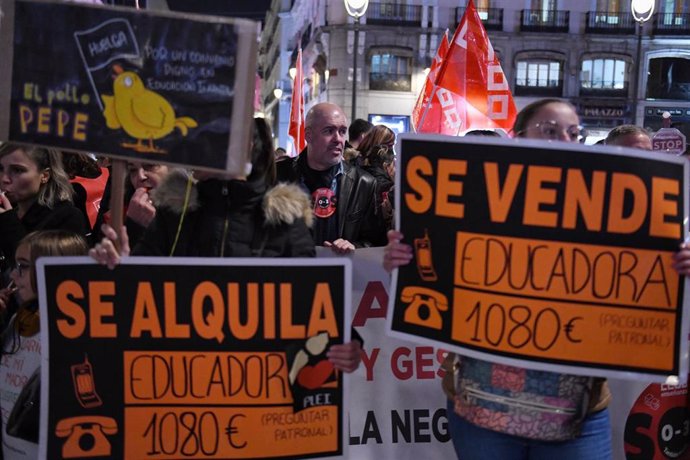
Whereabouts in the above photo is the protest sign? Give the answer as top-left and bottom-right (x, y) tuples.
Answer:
(0, 0), (257, 173)
(387, 135), (689, 381)
(653, 128), (687, 156)
(37, 258), (350, 459)
(610, 378), (689, 459)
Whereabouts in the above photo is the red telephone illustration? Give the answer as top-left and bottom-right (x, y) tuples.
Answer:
(55, 416), (117, 458)
(414, 229), (438, 281)
(71, 354), (102, 408)
(401, 286), (448, 330)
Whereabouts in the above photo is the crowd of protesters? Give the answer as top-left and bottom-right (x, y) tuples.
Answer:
(0, 98), (688, 459)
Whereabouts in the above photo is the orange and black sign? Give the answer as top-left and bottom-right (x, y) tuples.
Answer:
(38, 258), (350, 459)
(390, 135), (688, 378)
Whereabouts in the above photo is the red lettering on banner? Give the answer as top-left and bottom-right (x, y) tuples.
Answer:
(392, 347), (414, 379)
(416, 347), (436, 379)
(361, 347), (380, 381)
(361, 346), (448, 381)
(352, 281), (389, 327)
(436, 349), (449, 378)
(391, 347), (439, 380)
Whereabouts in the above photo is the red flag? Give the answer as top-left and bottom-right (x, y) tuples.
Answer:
(288, 49), (306, 154)
(412, 30), (450, 133)
(423, 0), (516, 134)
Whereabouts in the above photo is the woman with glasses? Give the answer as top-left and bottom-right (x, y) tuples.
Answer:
(383, 99), (613, 460)
(0, 230), (88, 459)
(513, 98), (587, 143)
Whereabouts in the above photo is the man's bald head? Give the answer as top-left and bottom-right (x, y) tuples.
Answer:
(305, 103), (348, 129)
(304, 102), (349, 170)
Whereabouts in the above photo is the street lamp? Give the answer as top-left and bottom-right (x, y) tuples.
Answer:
(344, 0), (369, 122)
(631, 0), (655, 125)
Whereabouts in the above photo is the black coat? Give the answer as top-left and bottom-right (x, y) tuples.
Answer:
(134, 173), (315, 258)
(362, 164), (393, 195)
(0, 200), (87, 270)
(276, 153), (387, 248)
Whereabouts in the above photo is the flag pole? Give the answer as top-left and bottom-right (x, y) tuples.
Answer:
(419, 22), (460, 133)
(415, 29), (449, 132)
(417, 83), (440, 132)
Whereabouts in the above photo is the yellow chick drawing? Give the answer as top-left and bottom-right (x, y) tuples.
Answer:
(102, 64), (198, 153)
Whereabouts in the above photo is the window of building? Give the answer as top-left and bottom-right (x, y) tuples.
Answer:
(660, 0), (687, 24)
(662, 0), (686, 13)
(517, 60), (560, 87)
(595, 0), (620, 12)
(516, 59), (562, 96)
(646, 57), (690, 100)
(531, 0), (556, 10)
(370, 52), (411, 92)
(473, 0), (490, 19)
(594, 0), (621, 23)
(581, 58), (626, 89)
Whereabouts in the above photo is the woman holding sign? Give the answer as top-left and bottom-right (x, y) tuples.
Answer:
(0, 230), (89, 459)
(384, 99), (613, 459)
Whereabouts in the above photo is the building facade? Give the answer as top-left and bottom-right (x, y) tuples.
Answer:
(259, 0), (690, 150)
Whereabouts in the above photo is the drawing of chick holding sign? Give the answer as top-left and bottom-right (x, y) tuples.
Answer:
(74, 18), (197, 154)
(101, 64), (198, 153)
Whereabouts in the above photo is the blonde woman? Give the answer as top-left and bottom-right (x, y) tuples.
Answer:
(0, 144), (87, 270)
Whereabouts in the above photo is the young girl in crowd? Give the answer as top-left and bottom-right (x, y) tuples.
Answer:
(384, 99), (610, 460)
(0, 230), (89, 459)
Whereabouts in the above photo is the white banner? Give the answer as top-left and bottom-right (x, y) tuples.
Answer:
(318, 248), (454, 459)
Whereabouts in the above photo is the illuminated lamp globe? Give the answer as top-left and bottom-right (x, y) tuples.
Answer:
(631, 0), (655, 22)
(344, 0), (369, 19)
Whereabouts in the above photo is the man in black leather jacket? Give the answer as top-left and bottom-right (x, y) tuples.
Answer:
(276, 102), (386, 253)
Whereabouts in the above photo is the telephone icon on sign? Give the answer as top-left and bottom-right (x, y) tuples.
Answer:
(55, 416), (117, 458)
(414, 229), (437, 281)
(401, 286), (448, 330)
(71, 354), (102, 408)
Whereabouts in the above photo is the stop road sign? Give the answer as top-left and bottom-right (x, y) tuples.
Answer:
(652, 128), (687, 155)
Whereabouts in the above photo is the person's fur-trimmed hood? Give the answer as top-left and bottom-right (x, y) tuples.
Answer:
(262, 182), (313, 227)
(151, 169), (200, 212)
(152, 170), (312, 227)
